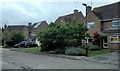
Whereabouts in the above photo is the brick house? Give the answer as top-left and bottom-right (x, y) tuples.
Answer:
(4, 25), (29, 39)
(30, 21), (48, 45)
(3, 21), (48, 45)
(54, 9), (84, 25)
(83, 2), (120, 50)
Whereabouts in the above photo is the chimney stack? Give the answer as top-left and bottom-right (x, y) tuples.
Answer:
(86, 6), (92, 14)
(74, 9), (78, 14)
(4, 24), (7, 29)
(28, 22), (32, 26)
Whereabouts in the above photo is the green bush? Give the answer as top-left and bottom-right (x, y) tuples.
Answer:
(65, 47), (86, 56)
(54, 48), (65, 54)
(89, 45), (101, 51)
(11, 31), (24, 44)
(5, 40), (15, 46)
(39, 23), (88, 51)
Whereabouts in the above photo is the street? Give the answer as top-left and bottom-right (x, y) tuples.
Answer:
(1, 48), (118, 69)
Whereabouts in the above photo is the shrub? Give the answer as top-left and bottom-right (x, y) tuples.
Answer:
(65, 47), (86, 56)
(89, 45), (101, 51)
(5, 40), (15, 46)
(54, 48), (65, 54)
(11, 31), (24, 44)
(39, 23), (88, 51)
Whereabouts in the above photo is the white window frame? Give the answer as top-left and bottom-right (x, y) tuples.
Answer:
(87, 22), (95, 29)
(110, 36), (120, 43)
(112, 20), (120, 27)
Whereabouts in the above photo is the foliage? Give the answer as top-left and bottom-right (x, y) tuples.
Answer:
(11, 31), (24, 44)
(2, 30), (12, 42)
(89, 45), (101, 51)
(39, 22), (88, 51)
(93, 32), (100, 46)
(5, 40), (15, 46)
(2, 30), (24, 46)
(65, 47), (86, 56)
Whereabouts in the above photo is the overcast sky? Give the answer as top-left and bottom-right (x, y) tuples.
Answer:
(0, 0), (119, 28)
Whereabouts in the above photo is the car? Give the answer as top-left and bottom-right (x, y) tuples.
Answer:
(14, 41), (26, 48)
(14, 40), (38, 48)
(24, 41), (38, 48)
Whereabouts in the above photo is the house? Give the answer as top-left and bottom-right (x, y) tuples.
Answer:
(54, 9), (84, 25)
(30, 21), (48, 45)
(3, 21), (48, 46)
(4, 25), (29, 39)
(83, 2), (120, 50)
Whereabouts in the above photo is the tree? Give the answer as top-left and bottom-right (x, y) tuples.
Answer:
(2, 30), (12, 46)
(11, 31), (24, 44)
(39, 22), (88, 51)
(93, 32), (100, 46)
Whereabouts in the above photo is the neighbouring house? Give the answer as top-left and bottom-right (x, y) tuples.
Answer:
(83, 2), (120, 50)
(4, 25), (29, 39)
(30, 21), (48, 46)
(3, 21), (48, 46)
(54, 9), (84, 25)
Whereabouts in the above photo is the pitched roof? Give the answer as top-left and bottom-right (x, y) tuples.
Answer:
(33, 21), (48, 28)
(55, 11), (84, 24)
(92, 2), (120, 20)
(7, 25), (27, 31)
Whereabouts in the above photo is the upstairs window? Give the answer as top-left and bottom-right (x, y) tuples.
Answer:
(87, 22), (95, 29)
(112, 19), (120, 27)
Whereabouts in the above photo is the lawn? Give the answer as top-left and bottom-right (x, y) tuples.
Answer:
(22, 47), (41, 52)
(88, 49), (110, 57)
(21, 47), (110, 57)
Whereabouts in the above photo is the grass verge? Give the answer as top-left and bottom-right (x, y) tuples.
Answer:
(88, 49), (110, 57)
(22, 47), (41, 52)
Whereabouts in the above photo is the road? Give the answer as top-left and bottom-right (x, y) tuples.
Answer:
(1, 48), (118, 69)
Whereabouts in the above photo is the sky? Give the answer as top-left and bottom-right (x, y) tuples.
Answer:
(0, 0), (119, 28)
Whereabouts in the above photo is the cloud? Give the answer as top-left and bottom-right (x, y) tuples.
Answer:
(0, 0), (119, 28)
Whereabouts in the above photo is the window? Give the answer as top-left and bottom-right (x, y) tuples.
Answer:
(112, 19), (120, 27)
(87, 22), (95, 29)
(110, 36), (120, 43)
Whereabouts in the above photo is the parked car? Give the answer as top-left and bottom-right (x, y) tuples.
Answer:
(24, 41), (38, 48)
(14, 40), (38, 48)
(14, 41), (26, 48)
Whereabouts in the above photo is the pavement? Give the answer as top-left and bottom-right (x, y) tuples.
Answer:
(2, 48), (118, 69)
(9, 48), (119, 66)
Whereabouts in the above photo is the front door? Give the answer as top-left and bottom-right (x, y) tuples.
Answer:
(103, 36), (108, 48)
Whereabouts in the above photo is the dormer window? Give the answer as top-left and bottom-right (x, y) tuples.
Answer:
(87, 22), (95, 29)
(112, 19), (120, 27)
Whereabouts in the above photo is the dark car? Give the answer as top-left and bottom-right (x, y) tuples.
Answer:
(14, 41), (26, 48)
(14, 40), (38, 48)
(24, 41), (38, 48)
